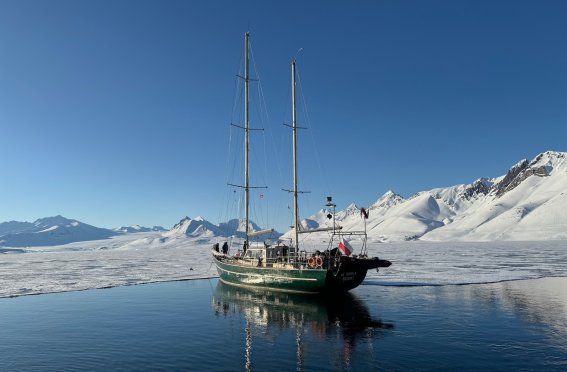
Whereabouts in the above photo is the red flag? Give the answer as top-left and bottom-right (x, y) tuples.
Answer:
(339, 238), (353, 256)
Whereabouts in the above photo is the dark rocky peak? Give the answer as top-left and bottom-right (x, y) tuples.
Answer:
(527, 151), (564, 175)
(172, 216), (191, 230)
(462, 178), (491, 200)
(493, 156), (552, 197)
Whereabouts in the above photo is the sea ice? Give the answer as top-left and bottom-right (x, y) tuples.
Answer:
(0, 234), (565, 298)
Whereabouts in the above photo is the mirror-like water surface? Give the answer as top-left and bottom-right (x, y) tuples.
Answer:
(1, 278), (566, 371)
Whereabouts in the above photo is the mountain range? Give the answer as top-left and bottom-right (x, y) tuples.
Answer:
(1, 151), (566, 247)
(0, 215), (272, 247)
(114, 225), (166, 233)
(0, 215), (119, 247)
(290, 151), (567, 242)
(162, 216), (267, 239)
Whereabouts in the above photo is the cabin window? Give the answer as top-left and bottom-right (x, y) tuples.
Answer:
(244, 249), (264, 260)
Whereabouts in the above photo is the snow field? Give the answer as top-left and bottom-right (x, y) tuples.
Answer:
(1, 234), (565, 298)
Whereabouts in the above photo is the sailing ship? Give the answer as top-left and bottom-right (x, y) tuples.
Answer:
(212, 32), (391, 294)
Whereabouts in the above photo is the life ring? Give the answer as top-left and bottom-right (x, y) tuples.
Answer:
(315, 256), (323, 268)
(308, 257), (316, 268)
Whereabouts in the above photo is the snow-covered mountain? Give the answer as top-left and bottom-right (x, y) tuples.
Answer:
(114, 225), (166, 233)
(293, 151), (567, 242)
(0, 215), (118, 247)
(218, 218), (264, 237)
(162, 216), (278, 239)
(163, 216), (224, 238)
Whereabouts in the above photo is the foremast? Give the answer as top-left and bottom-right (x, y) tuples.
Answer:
(235, 32), (272, 244)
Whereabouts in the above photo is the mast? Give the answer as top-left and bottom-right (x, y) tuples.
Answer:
(292, 60), (299, 249)
(244, 32), (250, 245)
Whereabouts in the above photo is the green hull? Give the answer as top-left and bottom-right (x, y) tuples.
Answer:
(212, 253), (370, 294)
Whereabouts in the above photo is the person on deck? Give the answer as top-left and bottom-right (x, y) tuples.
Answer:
(222, 242), (228, 254)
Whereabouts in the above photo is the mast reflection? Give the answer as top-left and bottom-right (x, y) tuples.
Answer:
(212, 281), (393, 370)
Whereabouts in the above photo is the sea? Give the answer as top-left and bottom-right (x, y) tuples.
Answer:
(1, 277), (566, 371)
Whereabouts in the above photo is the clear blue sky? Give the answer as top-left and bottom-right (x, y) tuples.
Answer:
(1, 0), (566, 231)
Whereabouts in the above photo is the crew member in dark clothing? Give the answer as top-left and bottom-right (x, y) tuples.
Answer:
(222, 242), (229, 254)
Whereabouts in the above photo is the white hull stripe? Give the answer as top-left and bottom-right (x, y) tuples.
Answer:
(217, 266), (319, 282)
(218, 278), (320, 294)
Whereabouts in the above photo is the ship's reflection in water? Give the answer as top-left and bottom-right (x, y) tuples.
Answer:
(212, 282), (393, 371)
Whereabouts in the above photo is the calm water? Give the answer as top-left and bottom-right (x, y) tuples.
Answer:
(1, 278), (566, 371)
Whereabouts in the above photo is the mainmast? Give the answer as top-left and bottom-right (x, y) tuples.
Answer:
(244, 32), (250, 245)
(292, 60), (299, 249)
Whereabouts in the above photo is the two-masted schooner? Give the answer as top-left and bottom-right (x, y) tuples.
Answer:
(211, 33), (391, 293)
